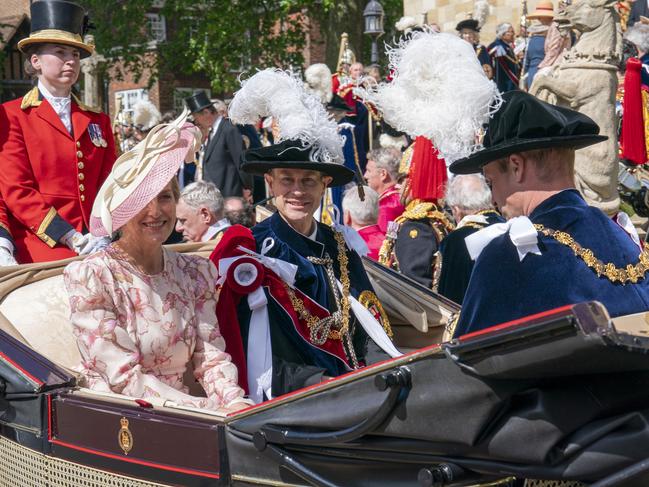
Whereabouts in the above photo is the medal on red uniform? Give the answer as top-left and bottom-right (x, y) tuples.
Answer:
(89, 123), (107, 148)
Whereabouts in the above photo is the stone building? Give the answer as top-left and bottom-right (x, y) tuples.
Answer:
(404, 0), (527, 44)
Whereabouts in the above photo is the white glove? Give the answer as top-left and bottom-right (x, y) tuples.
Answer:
(0, 238), (18, 266)
(61, 230), (110, 255)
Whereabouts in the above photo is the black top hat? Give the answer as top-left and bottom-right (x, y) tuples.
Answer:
(241, 140), (354, 187)
(185, 91), (213, 114)
(449, 91), (607, 175)
(456, 19), (480, 32)
(18, 1), (94, 58)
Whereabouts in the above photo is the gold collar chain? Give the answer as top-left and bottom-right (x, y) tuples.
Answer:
(535, 224), (649, 284)
(283, 231), (359, 368)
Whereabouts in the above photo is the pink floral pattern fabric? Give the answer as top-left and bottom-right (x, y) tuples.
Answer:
(64, 245), (251, 410)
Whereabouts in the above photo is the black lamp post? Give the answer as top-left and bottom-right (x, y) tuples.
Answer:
(363, 0), (385, 66)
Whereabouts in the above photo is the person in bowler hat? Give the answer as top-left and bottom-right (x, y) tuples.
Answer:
(185, 91), (251, 198)
(449, 91), (649, 337)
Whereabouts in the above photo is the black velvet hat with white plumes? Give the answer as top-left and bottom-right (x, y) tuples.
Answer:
(229, 69), (354, 187)
(449, 91), (607, 175)
(243, 140), (354, 187)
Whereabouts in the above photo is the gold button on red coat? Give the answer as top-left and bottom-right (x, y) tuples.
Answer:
(77, 151), (83, 158)
(78, 173), (85, 181)
(78, 162), (84, 169)
(76, 141), (81, 148)
(80, 195), (86, 202)
(79, 184), (85, 192)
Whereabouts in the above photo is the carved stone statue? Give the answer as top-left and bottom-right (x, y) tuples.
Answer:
(530, 0), (622, 214)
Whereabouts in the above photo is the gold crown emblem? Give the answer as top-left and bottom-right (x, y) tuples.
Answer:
(118, 417), (133, 455)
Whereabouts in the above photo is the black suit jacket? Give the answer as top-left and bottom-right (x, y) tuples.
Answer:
(202, 118), (251, 197)
(629, 0), (649, 27)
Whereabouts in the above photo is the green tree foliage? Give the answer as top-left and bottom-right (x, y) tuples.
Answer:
(79, 0), (404, 93)
(319, 0), (405, 75)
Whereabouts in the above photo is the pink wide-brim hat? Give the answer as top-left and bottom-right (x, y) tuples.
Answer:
(90, 110), (201, 237)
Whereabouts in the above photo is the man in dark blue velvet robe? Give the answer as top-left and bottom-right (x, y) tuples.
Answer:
(488, 23), (520, 93)
(449, 91), (649, 337)
(235, 140), (392, 397)
(438, 174), (504, 305)
(244, 209), (387, 393)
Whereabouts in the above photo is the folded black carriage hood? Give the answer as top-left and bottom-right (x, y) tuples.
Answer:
(227, 301), (649, 486)
(0, 328), (75, 395)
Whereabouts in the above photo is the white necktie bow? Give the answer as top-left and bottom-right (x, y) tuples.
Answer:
(464, 215), (541, 262)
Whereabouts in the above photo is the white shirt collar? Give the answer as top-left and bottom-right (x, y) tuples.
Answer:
(210, 115), (223, 134)
(201, 218), (231, 242)
(38, 80), (72, 133)
(457, 213), (489, 229)
(306, 222), (318, 241)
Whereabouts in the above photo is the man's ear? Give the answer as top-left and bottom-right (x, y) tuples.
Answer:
(323, 175), (333, 188)
(509, 153), (526, 184)
(199, 207), (211, 223)
(264, 173), (274, 195)
(343, 209), (352, 226)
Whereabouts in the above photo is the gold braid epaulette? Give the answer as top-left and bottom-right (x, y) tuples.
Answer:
(535, 224), (649, 284)
(394, 200), (455, 234)
(378, 200), (455, 268)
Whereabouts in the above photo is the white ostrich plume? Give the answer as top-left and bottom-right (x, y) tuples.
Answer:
(133, 100), (161, 131)
(379, 133), (407, 150)
(395, 16), (419, 32)
(304, 63), (333, 104)
(229, 69), (344, 164)
(358, 30), (502, 163)
(473, 0), (491, 28)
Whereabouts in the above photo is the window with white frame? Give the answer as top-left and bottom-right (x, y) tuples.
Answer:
(115, 89), (149, 119)
(145, 13), (166, 43)
(174, 88), (211, 114)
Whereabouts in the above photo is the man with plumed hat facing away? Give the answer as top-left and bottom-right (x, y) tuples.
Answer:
(0, 0), (116, 263)
(184, 91), (251, 198)
(210, 69), (398, 402)
(359, 30), (501, 289)
(449, 91), (649, 338)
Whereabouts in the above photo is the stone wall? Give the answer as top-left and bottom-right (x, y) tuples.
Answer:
(404, 0), (527, 45)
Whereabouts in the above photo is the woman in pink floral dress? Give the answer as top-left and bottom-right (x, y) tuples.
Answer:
(64, 111), (251, 412)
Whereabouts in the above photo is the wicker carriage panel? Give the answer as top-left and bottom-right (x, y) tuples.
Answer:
(0, 435), (46, 487)
(0, 436), (171, 487)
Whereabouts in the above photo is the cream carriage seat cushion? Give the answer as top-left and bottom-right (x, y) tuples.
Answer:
(0, 274), (81, 370)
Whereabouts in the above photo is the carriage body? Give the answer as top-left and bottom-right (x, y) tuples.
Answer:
(1, 245), (649, 487)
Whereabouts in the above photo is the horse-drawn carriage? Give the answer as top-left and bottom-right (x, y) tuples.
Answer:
(1, 243), (649, 487)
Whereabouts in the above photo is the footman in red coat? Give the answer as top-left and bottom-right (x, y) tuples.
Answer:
(0, 0), (115, 263)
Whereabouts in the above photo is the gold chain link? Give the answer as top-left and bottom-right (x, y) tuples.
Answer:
(535, 224), (649, 284)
